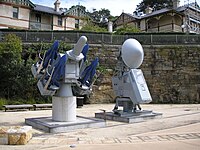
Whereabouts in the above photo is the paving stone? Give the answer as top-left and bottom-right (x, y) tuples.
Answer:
(142, 137), (158, 142)
(28, 139), (42, 144)
(128, 139), (143, 143)
(193, 133), (200, 137)
(101, 138), (117, 144)
(78, 137), (93, 144)
(187, 133), (200, 138)
(91, 138), (104, 144)
(116, 138), (131, 143)
(179, 133), (197, 139)
(43, 138), (60, 144)
(113, 138), (121, 143)
(147, 135), (161, 141)
(78, 140), (92, 144)
(137, 136), (153, 142)
(157, 135), (173, 141)
(168, 134), (186, 140)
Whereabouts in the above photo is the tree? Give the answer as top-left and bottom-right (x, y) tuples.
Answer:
(69, 5), (86, 11)
(88, 8), (111, 22)
(135, 0), (173, 13)
(0, 34), (22, 99)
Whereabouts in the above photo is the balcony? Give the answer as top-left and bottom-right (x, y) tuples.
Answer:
(30, 22), (52, 30)
(2, 0), (34, 7)
(190, 26), (200, 34)
(189, 13), (200, 21)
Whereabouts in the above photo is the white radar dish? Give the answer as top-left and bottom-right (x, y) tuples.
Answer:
(121, 38), (144, 69)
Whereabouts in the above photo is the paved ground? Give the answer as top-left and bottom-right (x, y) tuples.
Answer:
(0, 104), (200, 150)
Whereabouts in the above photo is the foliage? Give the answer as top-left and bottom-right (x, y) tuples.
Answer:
(0, 34), (118, 107)
(0, 34), (22, 63)
(0, 34), (52, 104)
(69, 5), (86, 11)
(108, 16), (118, 22)
(59, 41), (73, 52)
(0, 34), (22, 100)
(114, 25), (141, 34)
(135, 0), (173, 14)
(80, 21), (107, 32)
(65, 5), (116, 24)
(0, 98), (6, 110)
(88, 8), (111, 22)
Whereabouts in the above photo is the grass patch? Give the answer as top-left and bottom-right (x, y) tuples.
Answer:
(0, 98), (7, 110)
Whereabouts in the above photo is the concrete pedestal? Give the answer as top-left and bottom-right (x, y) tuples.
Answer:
(95, 110), (162, 123)
(25, 88), (106, 133)
(25, 116), (105, 133)
(52, 96), (76, 122)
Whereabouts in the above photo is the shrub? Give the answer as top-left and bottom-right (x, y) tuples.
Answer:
(0, 34), (22, 99)
(80, 22), (107, 32)
(114, 25), (141, 34)
(0, 34), (50, 104)
(0, 98), (6, 110)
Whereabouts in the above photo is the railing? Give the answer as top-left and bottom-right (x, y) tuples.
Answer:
(29, 22), (52, 30)
(148, 24), (183, 33)
(174, 25), (183, 32)
(190, 26), (200, 34)
(147, 28), (159, 33)
(1, 0), (32, 6)
(189, 13), (200, 21)
(0, 30), (200, 45)
(159, 24), (173, 32)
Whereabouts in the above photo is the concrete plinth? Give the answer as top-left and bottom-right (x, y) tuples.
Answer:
(52, 96), (76, 122)
(95, 110), (162, 123)
(25, 116), (105, 133)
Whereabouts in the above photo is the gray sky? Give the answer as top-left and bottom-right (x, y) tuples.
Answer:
(31, 0), (199, 16)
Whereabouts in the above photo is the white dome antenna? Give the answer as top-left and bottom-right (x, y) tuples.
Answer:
(121, 38), (144, 69)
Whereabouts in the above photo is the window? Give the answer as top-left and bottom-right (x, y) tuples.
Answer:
(75, 19), (79, 29)
(36, 14), (41, 23)
(13, 7), (18, 19)
(58, 16), (62, 26)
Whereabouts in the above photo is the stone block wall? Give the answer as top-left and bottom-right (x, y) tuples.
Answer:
(142, 45), (200, 104)
(0, 126), (32, 145)
(87, 44), (200, 104)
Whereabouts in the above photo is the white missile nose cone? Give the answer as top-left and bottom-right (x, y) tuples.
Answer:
(73, 36), (87, 56)
(121, 38), (144, 69)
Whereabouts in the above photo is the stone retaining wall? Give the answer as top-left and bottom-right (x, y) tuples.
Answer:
(87, 44), (200, 104)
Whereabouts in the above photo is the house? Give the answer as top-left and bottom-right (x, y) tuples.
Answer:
(114, 13), (140, 30)
(29, 1), (64, 30)
(0, 0), (91, 30)
(64, 5), (92, 30)
(0, 0), (35, 29)
(140, 7), (184, 33)
(114, 0), (200, 34)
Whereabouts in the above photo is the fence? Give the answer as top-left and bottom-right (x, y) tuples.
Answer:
(0, 30), (200, 45)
